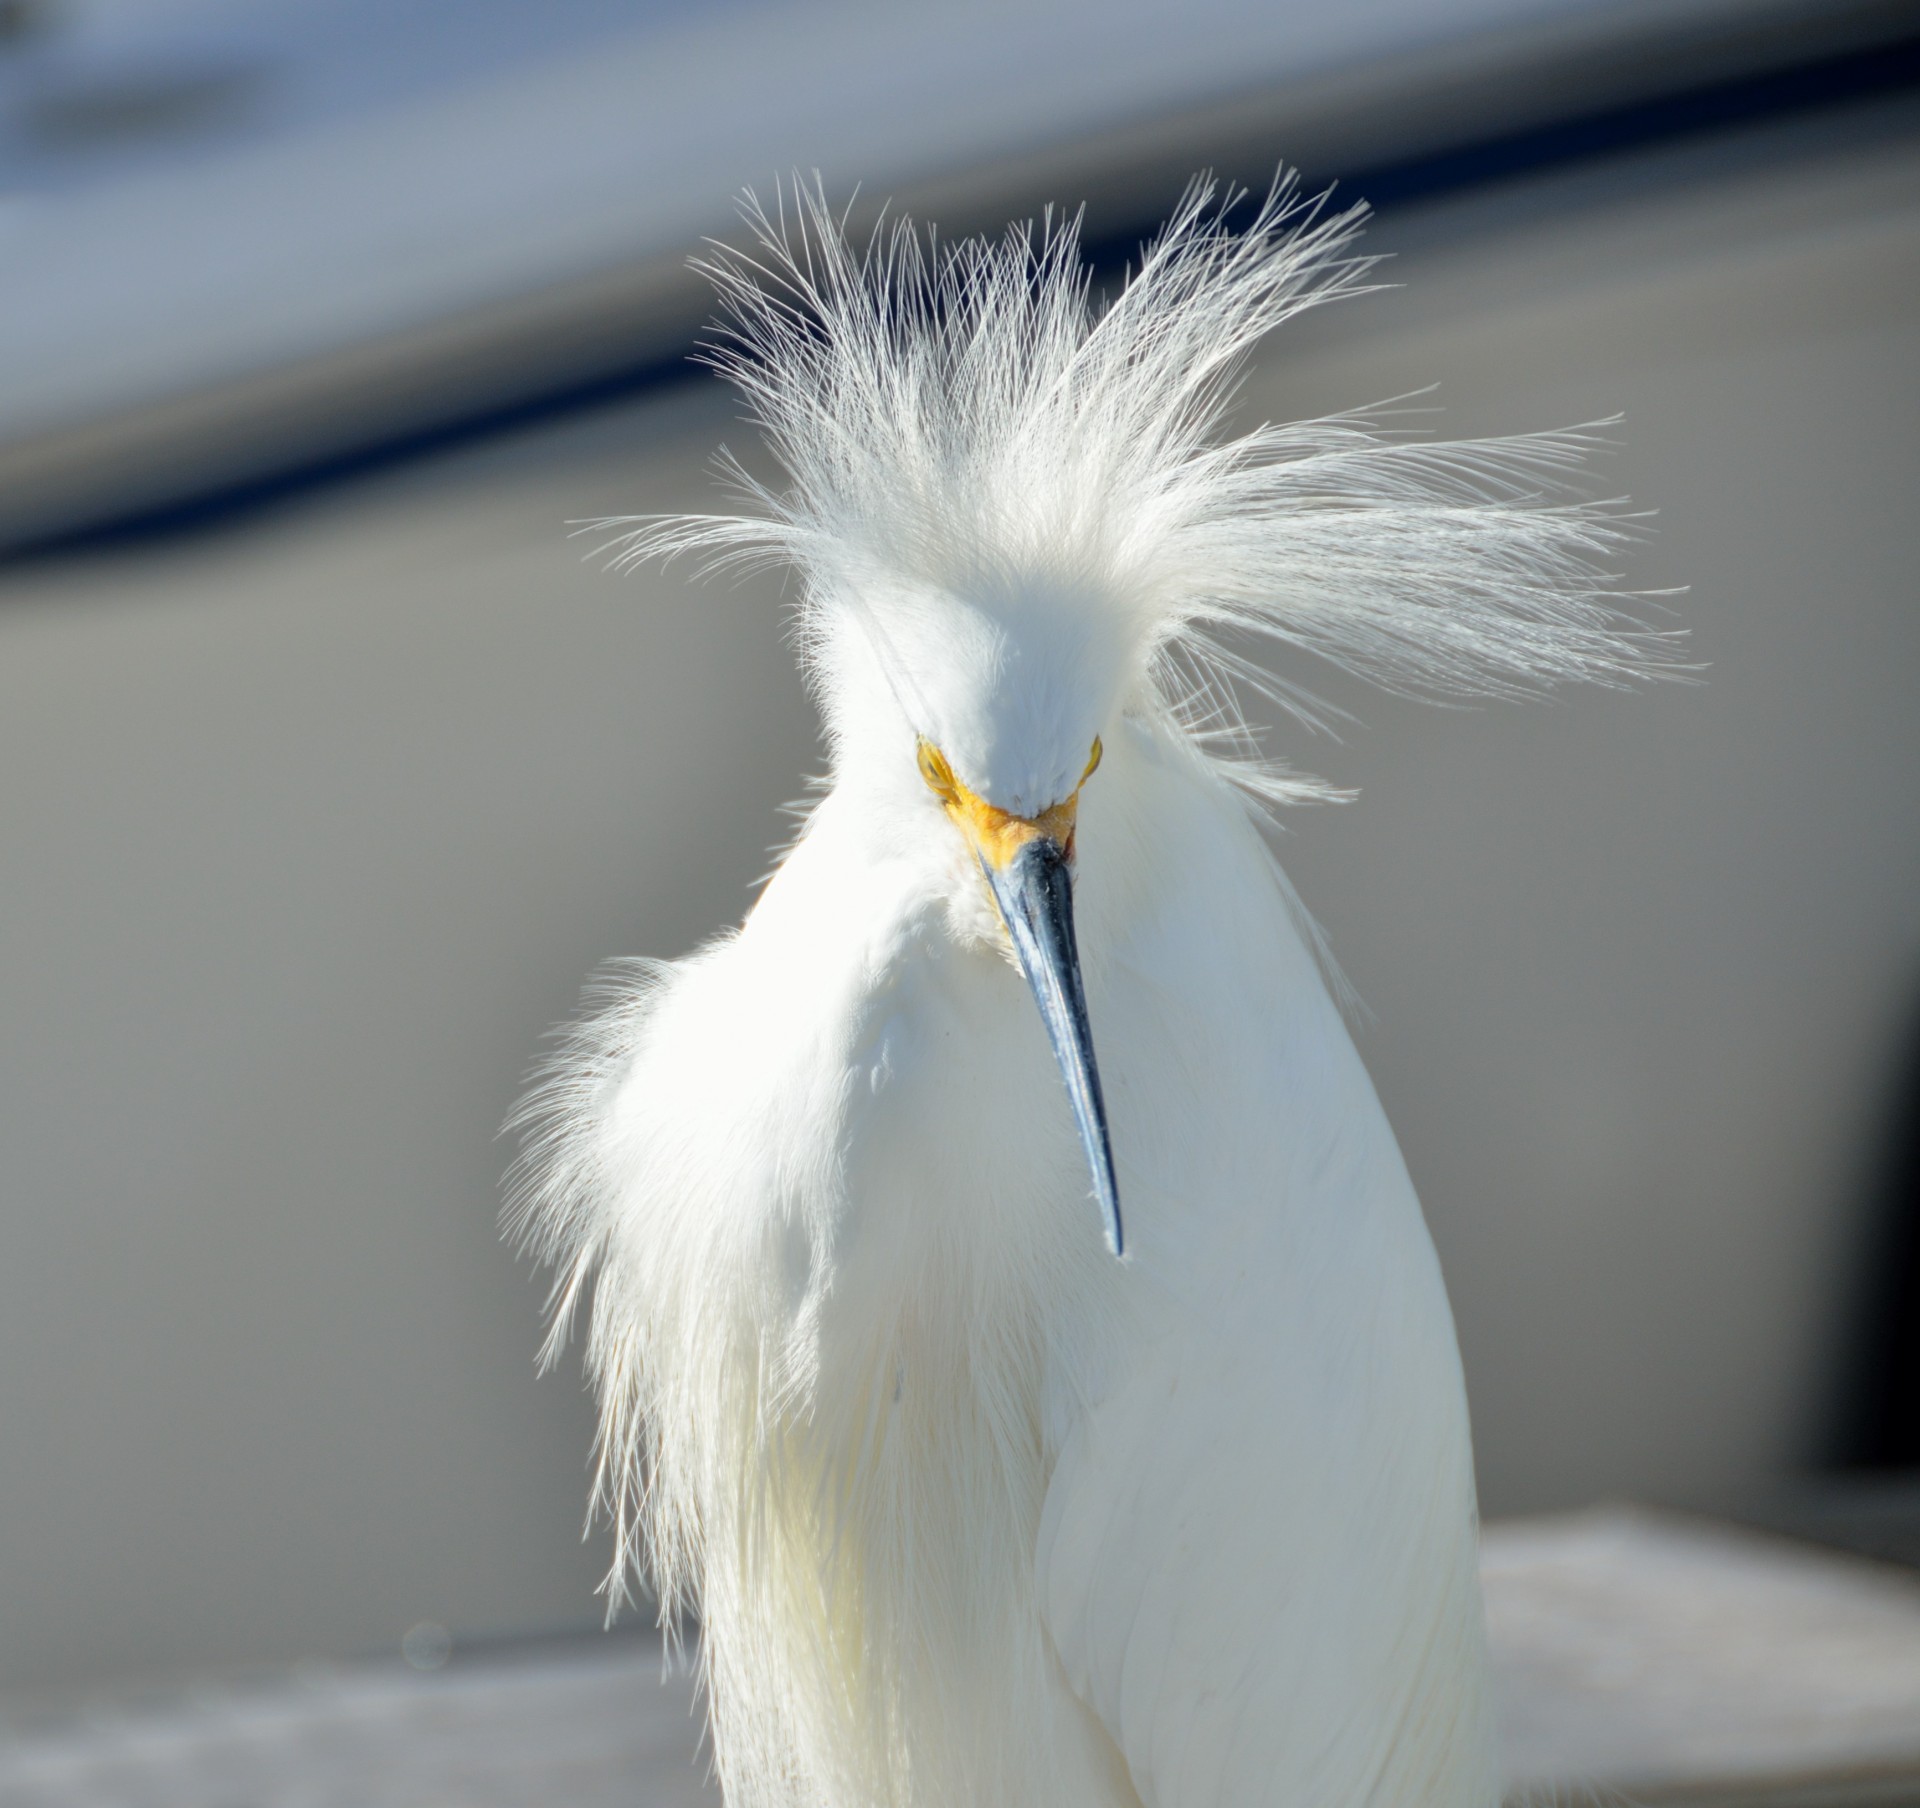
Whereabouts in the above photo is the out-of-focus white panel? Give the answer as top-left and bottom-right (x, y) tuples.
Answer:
(0, 0), (1823, 437)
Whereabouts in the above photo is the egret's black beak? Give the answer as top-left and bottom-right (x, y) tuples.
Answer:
(982, 838), (1124, 1258)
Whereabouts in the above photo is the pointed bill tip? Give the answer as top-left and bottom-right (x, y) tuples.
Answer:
(1096, 1172), (1126, 1261)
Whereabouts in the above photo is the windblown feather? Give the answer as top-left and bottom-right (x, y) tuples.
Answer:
(595, 172), (1675, 807)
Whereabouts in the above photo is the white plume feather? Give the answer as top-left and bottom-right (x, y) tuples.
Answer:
(596, 171), (1678, 807)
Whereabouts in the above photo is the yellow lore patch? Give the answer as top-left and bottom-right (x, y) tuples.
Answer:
(915, 735), (1096, 869)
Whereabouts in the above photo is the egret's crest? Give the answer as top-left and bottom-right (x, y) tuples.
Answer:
(599, 172), (1676, 808)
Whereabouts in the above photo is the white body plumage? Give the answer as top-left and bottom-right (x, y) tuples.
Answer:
(511, 178), (1664, 1808)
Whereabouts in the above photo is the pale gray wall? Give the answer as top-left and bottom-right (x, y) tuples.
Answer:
(1, 117), (1915, 1694)
(1263, 116), (1920, 1516)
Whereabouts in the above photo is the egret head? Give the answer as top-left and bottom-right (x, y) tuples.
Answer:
(597, 174), (1671, 1256)
(814, 569), (1132, 1252)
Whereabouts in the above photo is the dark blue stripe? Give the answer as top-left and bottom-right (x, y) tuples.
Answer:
(1346, 27), (1920, 212)
(6, 356), (711, 565)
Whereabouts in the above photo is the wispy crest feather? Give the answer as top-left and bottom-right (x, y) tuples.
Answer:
(596, 172), (1677, 805)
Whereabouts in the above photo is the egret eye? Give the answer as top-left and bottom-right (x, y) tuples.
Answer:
(916, 737), (958, 802)
(1082, 737), (1103, 784)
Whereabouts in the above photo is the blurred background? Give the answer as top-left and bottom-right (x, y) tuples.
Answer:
(0, 0), (1915, 1702)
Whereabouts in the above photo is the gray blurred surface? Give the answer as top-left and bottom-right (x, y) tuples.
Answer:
(5, 1515), (1917, 1808)
(0, 115), (1915, 1693)
(0, 1635), (719, 1808)
(1486, 1511), (1920, 1804)
(1489, 1512), (1920, 1808)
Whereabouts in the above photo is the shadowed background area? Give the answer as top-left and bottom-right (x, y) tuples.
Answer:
(0, 0), (1916, 1702)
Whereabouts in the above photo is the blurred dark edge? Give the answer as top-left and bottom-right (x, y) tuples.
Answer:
(1831, 990), (1920, 1477)
(3, 0), (1917, 564)
(1729, 1474), (1920, 1575)
(1713, 975), (1920, 1573)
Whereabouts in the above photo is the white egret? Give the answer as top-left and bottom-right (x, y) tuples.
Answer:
(509, 175), (1666, 1808)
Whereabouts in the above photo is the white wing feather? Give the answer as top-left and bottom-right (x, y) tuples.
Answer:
(1037, 730), (1498, 1806)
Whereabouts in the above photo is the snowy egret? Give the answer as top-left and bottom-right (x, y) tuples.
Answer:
(509, 175), (1667, 1808)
